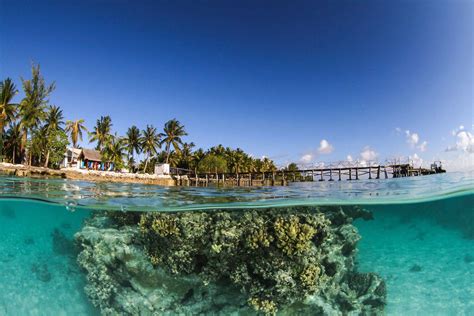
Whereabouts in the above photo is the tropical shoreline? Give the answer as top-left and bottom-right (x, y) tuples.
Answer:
(0, 163), (176, 186)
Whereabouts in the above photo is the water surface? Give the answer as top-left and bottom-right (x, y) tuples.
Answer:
(0, 172), (472, 315)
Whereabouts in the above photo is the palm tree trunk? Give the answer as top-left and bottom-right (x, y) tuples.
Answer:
(21, 129), (28, 164)
(44, 150), (50, 168)
(12, 147), (16, 164)
(144, 156), (149, 173)
(166, 144), (171, 163)
(0, 124), (4, 162)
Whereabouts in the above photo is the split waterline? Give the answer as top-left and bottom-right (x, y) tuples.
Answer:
(0, 172), (472, 315)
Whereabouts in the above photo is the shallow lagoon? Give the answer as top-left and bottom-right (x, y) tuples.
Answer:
(0, 172), (472, 315)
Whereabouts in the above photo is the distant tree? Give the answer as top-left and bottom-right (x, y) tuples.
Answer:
(19, 63), (55, 164)
(261, 157), (277, 173)
(141, 125), (161, 173)
(44, 129), (69, 169)
(160, 119), (187, 163)
(0, 78), (19, 161)
(198, 154), (228, 175)
(177, 142), (195, 169)
(227, 148), (246, 175)
(4, 122), (22, 163)
(124, 125), (141, 170)
(89, 115), (112, 150)
(65, 119), (88, 148)
(102, 135), (126, 170)
(43, 105), (65, 167)
(190, 148), (205, 175)
(286, 163), (299, 172)
(285, 162), (300, 181)
(209, 144), (226, 156)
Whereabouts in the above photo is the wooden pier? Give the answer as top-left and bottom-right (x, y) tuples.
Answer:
(172, 162), (445, 187)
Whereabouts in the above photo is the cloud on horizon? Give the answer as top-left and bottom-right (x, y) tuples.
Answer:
(317, 139), (334, 154)
(299, 139), (334, 164)
(360, 146), (378, 162)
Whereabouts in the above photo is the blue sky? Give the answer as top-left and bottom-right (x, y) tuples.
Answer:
(1, 0), (472, 169)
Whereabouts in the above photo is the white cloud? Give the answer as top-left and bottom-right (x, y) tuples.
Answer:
(346, 155), (353, 162)
(318, 139), (334, 154)
(456, 131), (474, 153)
(405, 130), (419, 146)
(418, 141), (428, 152)
(451, 125), (465, 136)
(441, 153), (474, 171)
(409, 153), (423, 167)
(400, 128), (428, 151)
(360, 146), (378, 161)
(395, 127), (402, 134)
(439, 126), (474, 172)
(446, 130), (474, 153)
(300, 153), (313, 164)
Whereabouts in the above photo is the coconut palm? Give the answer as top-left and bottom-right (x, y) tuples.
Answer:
(4, 122), (22, 163)
(0, 78), (19, 161)
(178, 142), (195, 169)
(102, 135), (126, 170)
(261, 157), (276, 172)
(124, 125), (141, 168)
(44, 105), (64, 131)
(89, 115), (112, 150)
(159, 119), (187, 163)
(228, 148), (246, 174)
(190, 148), (205, 175)
(43, 105), (65, 167)
(209, 144), (226, 156)
(141, 125), (161, 173)
(65, 119), (88, 148)
(19, 63), (55, 164)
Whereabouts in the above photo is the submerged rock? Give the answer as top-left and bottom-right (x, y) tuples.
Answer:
(31, 263), (52, 283)
(24, 237), (35, 245)
(409, 264), (423, 272)
(75, 206), (386, 315)
(51, 228), (77, 256)
(464, 254), (474, 263)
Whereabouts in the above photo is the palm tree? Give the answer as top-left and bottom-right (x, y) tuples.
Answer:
(124, 125), (141, 170)
(102, 135), (125, 170)
(43, 105), (65, 167)
(44, 105), (64, 131)
(0, 78), (19, 161)
(209, 144), (226, 156)
(190, 148), (205, 176)
(159, 119), (187, 163)
(4, 123), (22, 163)
(178, 142), (195, 169)
(19, 63), (55, 164)
(89, 115), (112, 150)
(141, 125), (161, 173)
(65, 119), (88, 148)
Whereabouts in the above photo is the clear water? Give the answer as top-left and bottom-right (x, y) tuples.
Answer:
(0, 172), (472, 315)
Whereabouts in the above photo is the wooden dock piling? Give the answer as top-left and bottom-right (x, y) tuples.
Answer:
(183, 161), (444, 187)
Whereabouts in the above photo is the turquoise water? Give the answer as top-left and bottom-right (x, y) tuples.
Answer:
(0, 172), (472, 315)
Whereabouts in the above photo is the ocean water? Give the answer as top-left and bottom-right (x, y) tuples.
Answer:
(0, 172), (472, 315)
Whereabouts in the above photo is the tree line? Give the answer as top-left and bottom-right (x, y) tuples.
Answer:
(0, 63), (277, 174)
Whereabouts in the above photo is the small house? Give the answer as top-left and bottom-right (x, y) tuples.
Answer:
(62, 147), (82, 168)
(77, 148), (115, 171)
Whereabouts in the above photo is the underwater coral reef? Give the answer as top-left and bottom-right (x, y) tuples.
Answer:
(75, 206), (386, 315)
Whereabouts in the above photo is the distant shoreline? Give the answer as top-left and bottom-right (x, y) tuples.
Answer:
(0, 163), (176, 186)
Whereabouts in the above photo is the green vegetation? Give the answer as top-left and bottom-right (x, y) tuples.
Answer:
(1, 63), (277, 172)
